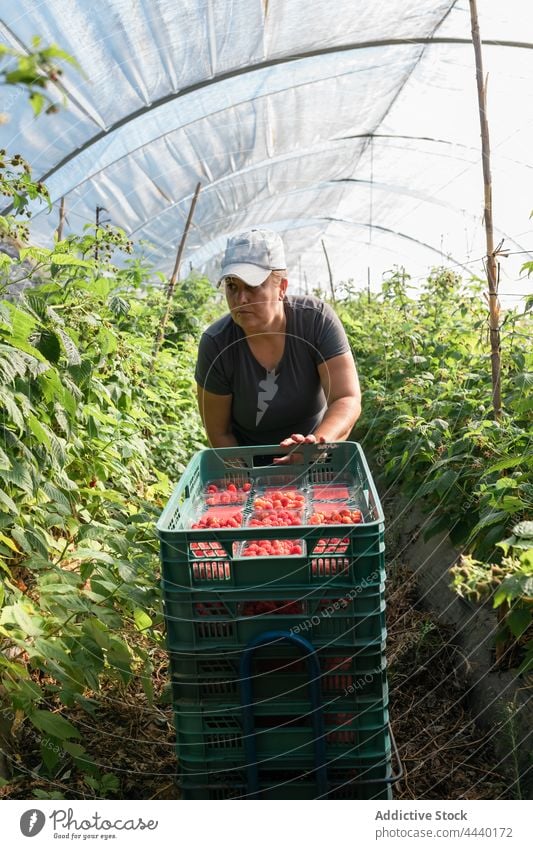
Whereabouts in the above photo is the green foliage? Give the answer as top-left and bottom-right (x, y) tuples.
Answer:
(0, 36), (80, 117)
(0, 37), (218, 797)
(0, 200), (216, 793)
(449, 523), (533, 674)
(338, 266), (531, 673)
(0, 153), (51, 240)
(339, 266), (531, 561)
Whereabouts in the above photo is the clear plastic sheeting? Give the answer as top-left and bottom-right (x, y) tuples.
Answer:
(1, 0), (532, 301)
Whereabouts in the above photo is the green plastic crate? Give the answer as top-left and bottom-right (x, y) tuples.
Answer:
(173, 700), (390, 764)
(156, 442), (385, 592)
(161, 542), (385, 593)
(177, 757), (395, 800)
(163, 588), (387, 651)
(169, 642), (388, 705)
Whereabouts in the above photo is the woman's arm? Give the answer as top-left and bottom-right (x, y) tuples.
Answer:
(277, 353), (361, 456)
(196, 384), (238, 447)
(313, 352), (361, 441)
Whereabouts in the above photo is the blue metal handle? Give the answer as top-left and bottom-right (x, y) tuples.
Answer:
(239, 629), (328, 798)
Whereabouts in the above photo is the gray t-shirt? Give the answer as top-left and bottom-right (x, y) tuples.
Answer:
(194, 294), (351, 446)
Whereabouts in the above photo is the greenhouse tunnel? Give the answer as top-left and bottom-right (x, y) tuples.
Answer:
(1, 0), (533, 302)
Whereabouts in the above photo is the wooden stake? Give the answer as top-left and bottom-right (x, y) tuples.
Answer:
(56, 196), (66, 242)
(94, 205), (107, 262)
(321, 238), (335, 302)
(469, 0), (501, 419)
(151, 182), (201, 371)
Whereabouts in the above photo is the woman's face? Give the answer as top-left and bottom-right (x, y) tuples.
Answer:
(224, 274), (287, 332)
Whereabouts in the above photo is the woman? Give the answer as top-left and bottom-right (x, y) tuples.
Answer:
(195, 228), (361, 462)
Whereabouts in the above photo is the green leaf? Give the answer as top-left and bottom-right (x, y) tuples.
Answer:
(30, 710), (81, 741)
(53, 402), (71, 434)
(416, 477), (440, 498)
(56, 327), (81, 366)
(86, 414), (99, 438)
(133, 608), (152, 631)
(4, 302), (37, 337)
(513, 521), (533, 539)
(0, 460), (33, 495)
(3, 336), (49, 366)
(41, 740), (61, 772)
(38, 369), (66, 404)
(41, 482), (73, 512)
(49, 253), (94, 269)
(0, 532), (20, 553)
(11, 603), (43, 637)
(98, 327), (118, 356)
(499, 495), (527, 511)
(27, 414), (51, 448)
(33, 638), (72, 667)
(108, 296), (130, 316)
(68, 359), (92, 388)
(32, 789), (66, 800)
(82, 618), (112, 650)
(520, 550), (533, 569)
(435, 469), (459, 495)
(494, 477), (518, 491)
(0, 446), (11, 471)
(62, 741), (87, 759)
(520, 576), (533, 597)
(7, 678), (42, 708)
(74, 548), (115, 564)
(507, 607), (531, 638)
(467, 510), (510, 542)
(0, 389), (25, 431)
(513, 371), (533, 389)
(29, 92), (45, 117)
(0, 489), (19, 514)
(485, 455), (529, 474)
(494, 574), (533, 607)
(106, 638), (132, 683)
(11, 526), (49, 558)
(78, 487), (126, 505)
(35, 329), (61, 364)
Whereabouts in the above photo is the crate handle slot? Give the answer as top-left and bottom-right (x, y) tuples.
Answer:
(251, 452), (280, 467)
(239, 630), (328, 799)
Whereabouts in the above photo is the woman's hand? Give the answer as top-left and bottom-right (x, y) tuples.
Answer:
(273, 433), (326, 465)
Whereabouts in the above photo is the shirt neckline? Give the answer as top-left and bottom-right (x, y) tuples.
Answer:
(240, 300), (291, 374)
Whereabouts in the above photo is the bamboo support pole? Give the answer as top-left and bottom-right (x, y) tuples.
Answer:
(321, 238), (335, 302)
(56, 196), (65, 242)
(469, 0), (502, 419)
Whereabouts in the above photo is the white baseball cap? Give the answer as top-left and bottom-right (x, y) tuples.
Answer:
(218, 228), (286, 287)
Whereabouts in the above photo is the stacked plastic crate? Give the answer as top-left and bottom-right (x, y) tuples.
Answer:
(156, 442), (401, 799)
